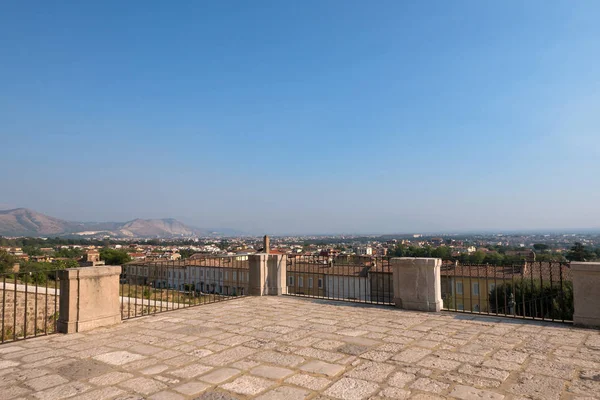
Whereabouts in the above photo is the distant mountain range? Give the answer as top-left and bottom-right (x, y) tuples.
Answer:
(0, 208), (239, 238)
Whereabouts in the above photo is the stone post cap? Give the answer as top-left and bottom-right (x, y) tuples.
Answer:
(571, 262), (600, 273)
(57, 266), (123, 279)
(249, 253), (269, 259)
(390, 258), (441, 267)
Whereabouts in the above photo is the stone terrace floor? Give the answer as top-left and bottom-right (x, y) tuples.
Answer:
(1, 297), (599, 400)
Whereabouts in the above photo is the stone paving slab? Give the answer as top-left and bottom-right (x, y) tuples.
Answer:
(0, 296), (599, 399)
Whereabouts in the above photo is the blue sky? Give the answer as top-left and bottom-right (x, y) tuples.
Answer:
(1, 1), (599, 234)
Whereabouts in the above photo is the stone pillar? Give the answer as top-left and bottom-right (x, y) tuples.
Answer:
(266, 254), (287, 295)
(248, 254), (268, 296)
(391, 257), (443, 312)
(57, 266), (122, 334)
(248, 254), (287, 296)
(571, 262), (600, 327)
(263, 235), (270, 255)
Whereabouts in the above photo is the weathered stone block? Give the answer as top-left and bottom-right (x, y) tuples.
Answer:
(248, 254), (287, 296)
(391, 258), (443, 312)
(572, 262), (600, 327)
(57, 266), (122, 333)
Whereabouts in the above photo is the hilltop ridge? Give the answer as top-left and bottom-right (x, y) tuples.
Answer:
(0, 208), (203, 238)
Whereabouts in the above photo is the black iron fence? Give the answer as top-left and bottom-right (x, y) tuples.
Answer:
(286, 255), (394, 305)
(120, 256), (249, 320)
(0, 269), (61, 344)
(440, 260), (573, 323)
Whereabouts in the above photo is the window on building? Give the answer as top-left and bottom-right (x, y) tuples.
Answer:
(472, 282), (480, 296)
(220, 271), (223, 279)
(474, 304), (480, 312)
(308, 277), (313, 288)
(457, 303), (464, 311)
(318, 278), (323, 289)
(233, 271), (237, 280)
(225, 271), (228, 280)
(456, 281), (463, 295)
(298, 277), (304, 288)
(289, 276), (294, 286)
(489, 283), (496, 293)
(200, 270), (204, 277)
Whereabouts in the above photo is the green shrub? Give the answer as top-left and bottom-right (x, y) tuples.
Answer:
(489, 280), (573, 320)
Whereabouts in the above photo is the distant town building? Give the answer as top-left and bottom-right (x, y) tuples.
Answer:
(129, 253), (146, 261)
(355, 246), (373, 256)
(79, 250), (105, 267)
(123, 258), (249, 296)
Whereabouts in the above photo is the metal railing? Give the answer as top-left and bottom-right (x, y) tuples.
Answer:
(440, 260), (572, 323)
(285, 255), (394, 305)
(120, 256), (249, 320)
(0, 269), (61, 344)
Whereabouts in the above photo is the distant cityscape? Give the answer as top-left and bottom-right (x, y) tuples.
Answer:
(1, 206), (600, 272)
(2, 230), (600, 272)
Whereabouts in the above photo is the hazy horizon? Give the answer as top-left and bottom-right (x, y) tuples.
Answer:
(1, 204), (599, 237)
(2, 2), (599, 235)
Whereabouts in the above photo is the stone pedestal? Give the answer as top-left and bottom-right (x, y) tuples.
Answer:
(249, 254), (287, 296)
(57, 266), (122, 333)
(248, 254), (268, 296)
(392, 257), (443, 312)
(571, 262), (600, 327)
(266, 254), (287, 295)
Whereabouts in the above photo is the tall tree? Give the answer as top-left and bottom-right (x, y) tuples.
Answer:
(100, 248), (132, 265)
(0, 250), (16, 274)
(533, 243), (549, 252)
(566, 242), (593, 261)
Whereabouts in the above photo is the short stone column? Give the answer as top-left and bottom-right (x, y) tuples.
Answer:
(391, 257), (443, 312)
(248, 254), (268, 296)
(248, 254), (287, 296)
(571, 262), (600, 327)
(266, 254), (287, 295)
(57, 266), (122, 333)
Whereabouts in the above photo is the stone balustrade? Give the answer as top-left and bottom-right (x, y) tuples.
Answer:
(52, 258), (600, 334)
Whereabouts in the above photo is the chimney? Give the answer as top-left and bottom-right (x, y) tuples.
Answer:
(263, 235), (270, 254)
